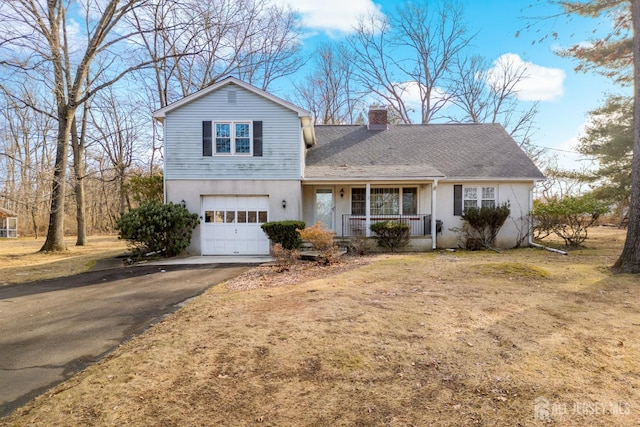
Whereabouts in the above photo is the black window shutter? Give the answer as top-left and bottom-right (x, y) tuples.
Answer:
(453, 185), (463, 216)
(253, 121), (263, 157)
(202, 121), (212, 156)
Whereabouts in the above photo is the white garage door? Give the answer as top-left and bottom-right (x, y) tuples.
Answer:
(201, 196), (270, 255)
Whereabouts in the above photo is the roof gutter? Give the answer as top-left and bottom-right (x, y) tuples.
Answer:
(301, 176), (445, 183)
(300, 116), (316, 147)
(440, 177), (545, 182)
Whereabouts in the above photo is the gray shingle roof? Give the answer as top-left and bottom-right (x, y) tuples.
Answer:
(305, 123), (544, 181)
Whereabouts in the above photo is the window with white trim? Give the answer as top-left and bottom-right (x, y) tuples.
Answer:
(214, 121), (252, 155)
(463, 186), (496, 210)
(203, 209), (267, 224)
(351, 187), (418, 215)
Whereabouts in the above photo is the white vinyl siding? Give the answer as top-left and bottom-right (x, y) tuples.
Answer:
(164, 83), (302, 180)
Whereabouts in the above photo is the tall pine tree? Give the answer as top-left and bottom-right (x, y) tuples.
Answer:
(578, 95), (632, 207)
(558, 0), (640, 273)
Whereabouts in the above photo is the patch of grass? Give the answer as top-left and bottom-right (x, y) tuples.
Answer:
(1, 228), (639, 426)
(0, 236), (127, 285)
(478, 262), (551, 278)
(327, 348), (365, 371)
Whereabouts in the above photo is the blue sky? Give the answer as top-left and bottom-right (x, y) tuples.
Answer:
(273, 0), (630, 171)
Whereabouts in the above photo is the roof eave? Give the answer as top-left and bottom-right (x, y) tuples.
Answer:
(302, 176), (445, 182)
(151, 76), (311, 120)
(441, 176), (545, 182)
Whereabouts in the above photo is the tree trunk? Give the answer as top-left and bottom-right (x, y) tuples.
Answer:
(613, 0), (640, 273)
(31, 206), (38, 239)
(40, 110), (72, 252)
(119, 166), (127, 215)
(71, 116), (87, 246)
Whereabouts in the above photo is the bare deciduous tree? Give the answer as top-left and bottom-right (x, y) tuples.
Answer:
(348, 0), (471, 124)
(294, 42), (363, 124)
(235, 2), (305, 91)
(348, 13), (414, 124)
(0, 0), (161, 251)
(89, 87), (144, 215)
(0, 84), (56, 238)
(448, 55), (541, 161)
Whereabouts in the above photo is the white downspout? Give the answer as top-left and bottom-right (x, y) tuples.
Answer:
(431, 179), (438, 249)
(365, 183), (371, 237)
(162, 122), (168, 204)
(528, 183), (535, 245)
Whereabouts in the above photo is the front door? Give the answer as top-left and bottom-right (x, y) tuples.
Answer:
(315, 189), (334, 230)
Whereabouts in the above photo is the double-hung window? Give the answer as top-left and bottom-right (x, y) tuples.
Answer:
(214, 122), (252, 155)
(351, 187), (418, 215)
(463, 186), (496, 210)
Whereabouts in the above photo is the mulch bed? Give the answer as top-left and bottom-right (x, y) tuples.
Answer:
(224, 255), (380, 291)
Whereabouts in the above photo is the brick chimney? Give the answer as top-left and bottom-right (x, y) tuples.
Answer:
(367, 105), (388, 130)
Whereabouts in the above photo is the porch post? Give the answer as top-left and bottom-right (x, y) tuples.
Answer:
(431, 180), (438, 249)
(365, 183), (371, 237)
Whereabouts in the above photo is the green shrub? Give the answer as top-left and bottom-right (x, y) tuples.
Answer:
(461, 203), (511, 249)
(370, 221), (410, 252)
(532, 194), (609, 246)
(261, 220), (305, 249)
(116, 201), (199, 257)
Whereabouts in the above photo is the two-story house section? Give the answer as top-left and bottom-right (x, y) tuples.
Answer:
(153, 77), (315, 255)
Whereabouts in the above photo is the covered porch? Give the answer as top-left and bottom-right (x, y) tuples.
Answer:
(341, 213), (440, 237)
(302, 180), (440, 250)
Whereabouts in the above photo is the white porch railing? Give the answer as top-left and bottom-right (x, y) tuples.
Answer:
(341, 214), (439, 237)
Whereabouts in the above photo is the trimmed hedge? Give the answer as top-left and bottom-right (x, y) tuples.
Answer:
(261, 220), (305, 249)
(370, 221), (410, 252)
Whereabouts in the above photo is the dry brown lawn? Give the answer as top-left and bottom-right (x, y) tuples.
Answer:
(1, 228), (639, 426)
(0, 236), (127, 285)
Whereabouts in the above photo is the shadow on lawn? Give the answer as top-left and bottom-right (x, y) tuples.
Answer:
(0, 263), (243, 300)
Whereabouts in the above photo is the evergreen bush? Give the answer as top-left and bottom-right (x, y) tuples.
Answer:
(116, 201), (199, 257)
(261, 220), (305, 249)
(460, 203), (511, 249)
(370, 221), (410, 252)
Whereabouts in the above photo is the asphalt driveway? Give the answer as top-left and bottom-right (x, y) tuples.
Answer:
(0, 263), (250, 417)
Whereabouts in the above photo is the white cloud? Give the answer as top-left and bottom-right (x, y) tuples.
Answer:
(545, 120), (597, 172)
(394, 81), (450, 111)
(487, 53), (566, 102)
(555, 135), (582, 168)
(273, 0), (382, 35)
